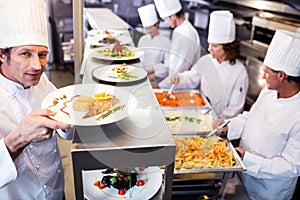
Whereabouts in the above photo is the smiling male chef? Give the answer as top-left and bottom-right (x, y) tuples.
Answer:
(153, 0), (201, 88)
(0, 0), (73, 199)
(215, 29), (300, 200)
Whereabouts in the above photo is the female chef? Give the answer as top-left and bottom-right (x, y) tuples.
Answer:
(171, 11), (249, 119)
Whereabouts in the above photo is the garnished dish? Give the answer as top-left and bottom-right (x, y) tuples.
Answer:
(112, 63), (138, 80)
(174, 135), (236, 170)
(41, 84), (137, 126)
(85, 35), (132, 47)
(92, 44), (144, 61)
(92, 64), (148, 84)
(98, 42), (134, 58)
(72, 92), (124, 119)
(154, 90), (206, 107)
(83, 167), (162, 200)
(93, 168), (144, 197)
(87, 29), (123, 37)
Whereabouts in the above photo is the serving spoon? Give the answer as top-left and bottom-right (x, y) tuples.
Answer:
(166, 84), (176, 99)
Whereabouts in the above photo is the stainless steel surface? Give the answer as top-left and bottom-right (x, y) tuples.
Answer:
(171, 137), (246, 175)
(245, 56), (266, 102)
(72, 8), (176, 200)
(216, 0), (300, 16)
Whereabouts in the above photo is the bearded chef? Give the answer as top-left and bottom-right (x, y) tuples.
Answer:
(137, 4), (170, 84)
(214, 30), (300, 200)
(153, 0), (201, 88)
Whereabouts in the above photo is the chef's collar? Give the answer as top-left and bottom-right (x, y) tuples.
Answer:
(0, 72), (28, 93)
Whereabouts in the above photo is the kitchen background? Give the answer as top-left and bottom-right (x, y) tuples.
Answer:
(45, 0), (300, 199)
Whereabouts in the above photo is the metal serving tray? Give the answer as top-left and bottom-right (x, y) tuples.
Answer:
(153, 89), (210, 108)
(173, 137), (246, 175)
(162, 107), (216, 134)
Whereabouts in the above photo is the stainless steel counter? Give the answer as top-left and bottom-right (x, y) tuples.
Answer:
(72, 8), (176, 200)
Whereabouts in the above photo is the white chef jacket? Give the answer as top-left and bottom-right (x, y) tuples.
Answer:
(228, 88), (300, 200)
(176, 54), (249, 119)
(138, 33), (170, 79)
(0, 73), (73, 200)
(158, 19), (201, 88)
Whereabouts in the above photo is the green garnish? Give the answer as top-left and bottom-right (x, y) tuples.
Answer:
(165, 116), (202, 124)
(118, 72), (138, 80)
(96, 105), (126, 120)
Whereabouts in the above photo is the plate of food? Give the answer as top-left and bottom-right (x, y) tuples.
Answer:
(85, 35), (132, 46)
(92, 64), (148, 84)
(83, 167), (162, 200)
(87, 29), (124, 37)
(41, 84), (137, 126)
(91, 44), (144, 61)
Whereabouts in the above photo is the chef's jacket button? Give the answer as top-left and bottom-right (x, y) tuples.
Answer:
(29, 145), (33, 148)
(36, 165), (40, 170)
(58, 169), (61, 173)
(44, 185), (47, 189)
(53, 149), (57, 153)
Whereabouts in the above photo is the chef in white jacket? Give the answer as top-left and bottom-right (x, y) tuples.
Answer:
(215, 30), (300, 200)
(0, 0), (73, 199)
(137, 4), (170, 83)
(171, 11), (248, 119)
(153, 0), (201, 88)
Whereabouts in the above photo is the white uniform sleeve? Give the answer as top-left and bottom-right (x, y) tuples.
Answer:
(176, 65), (201, 89)
(220, 71), (249, 119)
(0, 138), (26, 188)
(227, 111), (250, 141)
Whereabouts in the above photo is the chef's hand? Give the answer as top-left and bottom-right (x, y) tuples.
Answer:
(170, 74), (179, 85)
(235, 147), (245, 159)
(4, 109), (71, 159)
(213, 119), (228, 133)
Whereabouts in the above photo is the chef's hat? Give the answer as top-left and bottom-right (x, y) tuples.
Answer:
(154, 0), (182, 19)
(0, 0), (48, 49)
(138, 4), (158, 27)
(264, 30), (300, 77)
(207, 10), (235, 44)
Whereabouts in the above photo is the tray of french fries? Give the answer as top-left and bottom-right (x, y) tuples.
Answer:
(172, 134), (246, 175)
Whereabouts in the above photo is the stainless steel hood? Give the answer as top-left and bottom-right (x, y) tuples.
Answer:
(215, 0), (300, 15)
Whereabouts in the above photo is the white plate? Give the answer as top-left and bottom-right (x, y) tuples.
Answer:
(85, 35), (132, 46)
(91, 46), (144, 61)
(41, 84), (137, 126)
(92, 64), (147, 84)
(83, 167), (162, 200)
(88, 29), (123, 37)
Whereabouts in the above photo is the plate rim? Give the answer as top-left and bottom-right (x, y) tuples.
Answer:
(91, 46), (144, 61)
(91, 64), (148, 84)
(87, 29), (124, 37)
(83, 166), (162, 200)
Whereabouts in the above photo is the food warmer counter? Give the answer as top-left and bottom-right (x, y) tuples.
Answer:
(72, 8), (176, 200)
(154, 89), (246, 199)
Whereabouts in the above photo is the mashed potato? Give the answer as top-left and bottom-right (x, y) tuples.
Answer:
(164, 109), (214, 133)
